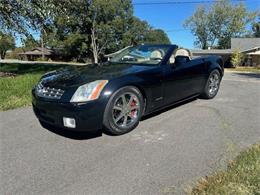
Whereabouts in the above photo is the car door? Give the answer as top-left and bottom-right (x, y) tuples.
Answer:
(162, 54), (206, 105)
(138, 65), (164, 112)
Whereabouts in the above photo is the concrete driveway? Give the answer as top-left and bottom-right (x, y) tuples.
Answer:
(1, 72), (259, 195)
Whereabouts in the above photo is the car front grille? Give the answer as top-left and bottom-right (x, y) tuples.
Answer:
(36, 81), (64, 100)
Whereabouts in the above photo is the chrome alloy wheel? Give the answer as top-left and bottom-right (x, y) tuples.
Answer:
(112, 92), (140, 128)
(208, 72), (220, 96)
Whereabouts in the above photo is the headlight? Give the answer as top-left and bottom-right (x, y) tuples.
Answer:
(70, 80), (108, 102)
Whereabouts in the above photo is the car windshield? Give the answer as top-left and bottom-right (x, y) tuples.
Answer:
(110, 45), (171, 65)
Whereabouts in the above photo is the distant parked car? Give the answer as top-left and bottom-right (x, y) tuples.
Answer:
(32, 44), (224, 135)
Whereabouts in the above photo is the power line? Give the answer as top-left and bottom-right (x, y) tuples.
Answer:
(133, 0), (248, 5)
(165, 29), (189, 32)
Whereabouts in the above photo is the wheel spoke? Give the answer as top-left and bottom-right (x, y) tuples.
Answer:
(121, 95), (127, 106)
(209, 82), (214, 87)
(127, 113), (134, 119)
(215, 79), (219, 86)
(115, 113), (124, 123)
(207, 72), (220, 96)
(114, 105), (123, 111)
(213, 75), (219, 88)
(122, 116), (128, 126)
(112, 92), (141, 128)
(127, 95), (134, 106)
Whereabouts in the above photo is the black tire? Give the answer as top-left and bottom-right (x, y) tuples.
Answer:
(201, 70), (221, 99)
(103, 86), (144, 135)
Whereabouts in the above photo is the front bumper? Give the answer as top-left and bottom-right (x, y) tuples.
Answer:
(32, 93), (106, 132)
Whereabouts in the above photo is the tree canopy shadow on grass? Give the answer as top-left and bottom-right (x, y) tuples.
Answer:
(0, 63), (69, 75)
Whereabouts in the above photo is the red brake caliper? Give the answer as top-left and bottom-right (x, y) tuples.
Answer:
(130, 99), (137, 117)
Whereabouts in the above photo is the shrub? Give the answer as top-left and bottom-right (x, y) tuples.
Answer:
(35, 57), (50, 61)
(231, 50), (244, 68)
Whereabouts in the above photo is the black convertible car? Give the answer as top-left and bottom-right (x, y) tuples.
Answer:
(32, 44), (224, 135)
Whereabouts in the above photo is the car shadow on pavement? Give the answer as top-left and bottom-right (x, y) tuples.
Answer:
(40, 121), (102, 140)
(232, 72), (260, 79)
(141, 97), (198, 121)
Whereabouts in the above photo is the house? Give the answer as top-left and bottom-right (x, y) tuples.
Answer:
(18, 47), (54, 61)
(191, 38), (260, 67)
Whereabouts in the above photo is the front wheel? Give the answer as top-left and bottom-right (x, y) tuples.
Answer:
(103, 86), (144, 135)
(201, 70), (221, 99)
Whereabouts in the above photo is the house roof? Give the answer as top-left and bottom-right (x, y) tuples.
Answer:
(247, 50), (260, 55)
(231, 38), (260, 51)
(192, 46), (260, 56)
(192, 38), (260, 56)
(240, 46), (260, 54)
(191, 49), (233, 55)
(18, 47), (53, 56)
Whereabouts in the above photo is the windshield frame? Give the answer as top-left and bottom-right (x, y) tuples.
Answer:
(109, 44), (176, 66)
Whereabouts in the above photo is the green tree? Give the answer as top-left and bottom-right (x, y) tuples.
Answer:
(62, 33), (88, 62)
(0, 0), (59, 33)
(184, 7), (210, 49)
(252, 20), (260, 38)
(0, 0), (170, 62)
(144, 29), (171, 44)
(88, 0), (134, 63)
(184, 0), (256, 49)
(32, 0), (170, 62)
(121, 18), (170, 46)
(0, 0), (28, 33)
(0, 32), (15, 59)
(0, 0), (61, 60)
(22, 35), (39, 50)
(121, 17), (150, 46)
(43, 0), (133, 62)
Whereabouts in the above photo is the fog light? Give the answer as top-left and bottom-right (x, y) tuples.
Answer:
(63, 117), (76, 128)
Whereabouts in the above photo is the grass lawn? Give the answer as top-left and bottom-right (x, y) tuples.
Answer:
(0, 73), (42, 110)
(0, 63), (67, 111)
(190, 144), (260, 195)
(225, 66), (260, 73)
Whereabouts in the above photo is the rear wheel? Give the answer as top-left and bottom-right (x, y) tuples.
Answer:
(201, 70), (221, 99)
(103, 86), (144, 135)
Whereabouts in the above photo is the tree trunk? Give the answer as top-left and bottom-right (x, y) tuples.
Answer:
(91, 28), (99, 64)
(41, 35), (44, 60)
(0, 51), (6, 59)
(41, 28), (45, 60)
(93, 52), (98, 64)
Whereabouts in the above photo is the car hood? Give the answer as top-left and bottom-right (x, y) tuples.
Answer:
(40, 63), (156, 88)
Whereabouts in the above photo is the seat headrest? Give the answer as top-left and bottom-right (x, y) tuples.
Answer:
(151, 50), (163, 60)
(175, 49), (190, 58)
(170, 48), (191, 64)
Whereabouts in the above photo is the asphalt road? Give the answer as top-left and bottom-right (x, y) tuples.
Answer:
(1, 72), (260, 195)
